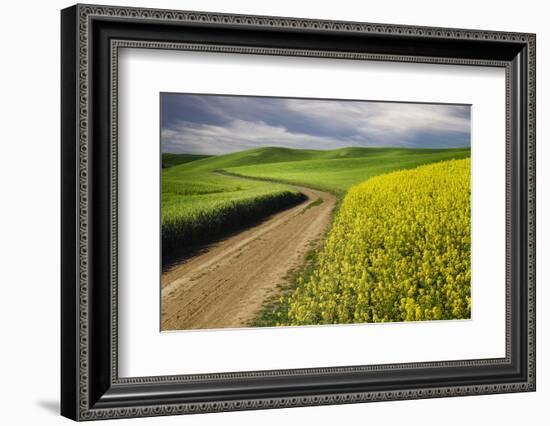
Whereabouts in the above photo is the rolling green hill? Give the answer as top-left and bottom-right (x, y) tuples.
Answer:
(162, 146), (471, 259)
(162, 153), (212, 168)
(222, 147), (471, 194)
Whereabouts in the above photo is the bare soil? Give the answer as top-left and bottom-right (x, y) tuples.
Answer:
(161, 184), (336, 331)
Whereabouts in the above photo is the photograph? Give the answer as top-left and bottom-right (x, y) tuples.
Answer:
(58, 3), (536, 420)
(160, 93), (472, 331)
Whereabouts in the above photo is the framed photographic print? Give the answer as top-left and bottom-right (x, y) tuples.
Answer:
(61, 4), (536, 421)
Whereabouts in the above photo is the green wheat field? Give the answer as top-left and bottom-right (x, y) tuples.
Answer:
(162, 146), (471, 326)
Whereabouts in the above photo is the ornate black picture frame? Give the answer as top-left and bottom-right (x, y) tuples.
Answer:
(61, 4), (536, 421)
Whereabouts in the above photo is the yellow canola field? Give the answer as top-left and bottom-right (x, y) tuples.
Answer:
(282, 158), (471, 325)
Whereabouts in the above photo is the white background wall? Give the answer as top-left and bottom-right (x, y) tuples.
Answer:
(0, 0), (547, 424)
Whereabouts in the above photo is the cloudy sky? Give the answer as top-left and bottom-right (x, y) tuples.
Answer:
(161, 93), (471, 155)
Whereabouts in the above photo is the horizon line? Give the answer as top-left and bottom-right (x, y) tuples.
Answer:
(162, 145), (472, 155)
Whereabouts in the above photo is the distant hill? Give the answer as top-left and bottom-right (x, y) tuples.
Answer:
(166, 146), (470, 175)
(162, 153), (212, 168)
(161, 146), (471, 262)
(164, 146), (471, 193)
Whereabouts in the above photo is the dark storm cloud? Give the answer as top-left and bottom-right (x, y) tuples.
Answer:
(161, 93), (471, 155)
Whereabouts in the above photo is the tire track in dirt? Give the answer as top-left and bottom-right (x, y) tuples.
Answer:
(161, 178), (337, 331)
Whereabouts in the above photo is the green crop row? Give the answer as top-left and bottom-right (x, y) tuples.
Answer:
(162, 183), (305, 257)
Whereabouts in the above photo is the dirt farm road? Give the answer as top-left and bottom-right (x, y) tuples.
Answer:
(161, 183), (336, 331)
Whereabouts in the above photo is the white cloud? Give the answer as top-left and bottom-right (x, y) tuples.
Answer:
(161, 120), (355, 155)
(284, 100), (470, 139)
(161, 97), (470, 154)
